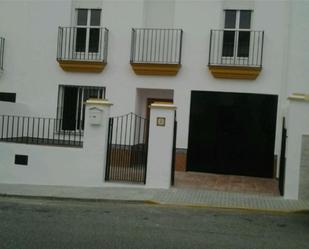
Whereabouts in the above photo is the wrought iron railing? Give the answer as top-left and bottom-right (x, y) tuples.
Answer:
(0, 115), (83, 147)
(57, 27), (109, 62)
(208, 30), (264, 67)
(130, 28), (183, 64)
(0, 37), (4, 71)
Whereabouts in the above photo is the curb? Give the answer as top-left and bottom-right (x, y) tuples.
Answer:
(1, 193), (308, 214)
(0, 193), (148, 205)
(153, 201), (309, 214)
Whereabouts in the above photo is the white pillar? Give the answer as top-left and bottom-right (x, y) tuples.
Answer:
(84, 99), (113, 181)
(146, 103), (176, 189)
(285, 94), (309, 199)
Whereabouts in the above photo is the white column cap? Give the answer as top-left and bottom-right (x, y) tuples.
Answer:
(85, 98), (113, 106)
(150, 102), (177, 110)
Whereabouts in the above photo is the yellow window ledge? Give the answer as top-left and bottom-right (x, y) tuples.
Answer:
(57, 60), (106, 73)
(131, 63), (181, 76)
(208, 65), (262, 80)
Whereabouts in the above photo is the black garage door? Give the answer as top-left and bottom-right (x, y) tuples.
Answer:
(187, 91), (278, 178)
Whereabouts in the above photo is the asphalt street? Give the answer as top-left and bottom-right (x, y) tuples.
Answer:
(0, 197), (308, 249)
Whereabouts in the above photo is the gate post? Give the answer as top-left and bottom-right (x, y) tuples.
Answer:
(146, 103), (176, 189)
(84, 99), (113, 181)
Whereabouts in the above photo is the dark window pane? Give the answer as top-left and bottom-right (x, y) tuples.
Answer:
(75, 28), (86, 52)
(222, 31), (235, 57)
(89, 28), (100, 53)
(77, 9), (88, 26)
(224, 10), (236, 29)
(76, 88), (82, 130)
(62, 87), (78, 130)
(90, 9), (101, 26)
(0, 92), (16, 102)
(239, 10), (251, 29)
(237, 31), (250, 57)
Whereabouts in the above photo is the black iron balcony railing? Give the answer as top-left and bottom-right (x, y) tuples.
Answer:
(208, 30), (264, 67)
(0, 37), (4, 71)
(0, 115), (83, 147)
(130, 28), (183, 64)
(57, 27), (109, 62)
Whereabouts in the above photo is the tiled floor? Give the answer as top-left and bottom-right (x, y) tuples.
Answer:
(174, 171), (280, 196)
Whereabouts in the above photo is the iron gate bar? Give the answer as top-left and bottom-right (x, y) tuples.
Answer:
(105, 117), (113, 180)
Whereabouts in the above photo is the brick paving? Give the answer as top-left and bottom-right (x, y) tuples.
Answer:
(174, 171), (280, 196)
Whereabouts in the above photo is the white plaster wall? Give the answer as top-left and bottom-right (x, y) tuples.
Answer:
(143, 0), (175, 28)
(0, 0), (291, 156)
(0, 142), (144, 188)
(0, 143), (101, 186)
(286, 1), (309, 95)
(0, 102), (34, 116)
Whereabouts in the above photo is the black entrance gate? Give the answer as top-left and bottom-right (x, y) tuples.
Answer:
(187, 91), (278, 178)
(279, 118), (287, 196)
(105, 113), (149, 184)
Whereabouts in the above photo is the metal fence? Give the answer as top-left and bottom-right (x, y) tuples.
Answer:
(130, 28), (183, 64)
(57, 27), (109, 62)
(0, 115), (83, 147)
(208, 30), (264, 67)
(0, 37), (4, 70)
(105, 113), (149, 184)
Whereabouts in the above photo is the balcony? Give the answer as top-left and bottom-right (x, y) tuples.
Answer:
(0, 37), (4, 72)
(208, 30), (264, 80)
(57, 27), (109, 73)
(130, 28), (183, 76)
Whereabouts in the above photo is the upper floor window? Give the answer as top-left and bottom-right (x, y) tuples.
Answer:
(76, 9), (102, 54)
(222, 10), (252, 58)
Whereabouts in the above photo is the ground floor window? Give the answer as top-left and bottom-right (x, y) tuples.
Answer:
(57, 85), (105, 131)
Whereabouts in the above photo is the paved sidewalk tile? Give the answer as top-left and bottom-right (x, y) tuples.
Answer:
(154, 188), (309, 211)
(0, 183), (309, 212)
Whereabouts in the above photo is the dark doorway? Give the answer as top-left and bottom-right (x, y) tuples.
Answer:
(187, 91), (278, 178)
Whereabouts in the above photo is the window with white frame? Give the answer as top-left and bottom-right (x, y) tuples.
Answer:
(57, 85), (105, 131)
(222, 10), (252, 58)
(75, 9), (102, 54)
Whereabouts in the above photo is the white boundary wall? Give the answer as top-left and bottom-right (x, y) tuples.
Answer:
(0, 99), (177, 189)
(0, 100), (109, 187)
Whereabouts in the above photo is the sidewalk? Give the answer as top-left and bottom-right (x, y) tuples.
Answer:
(0, 183), (309, 213)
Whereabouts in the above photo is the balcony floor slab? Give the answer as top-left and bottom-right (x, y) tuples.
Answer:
(131, 63), (181, 76)
(57, 60), (106, 73)
(208, 65), (262, 80)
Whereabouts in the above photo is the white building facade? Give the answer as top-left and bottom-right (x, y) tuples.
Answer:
(0, 0), (308, 200)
